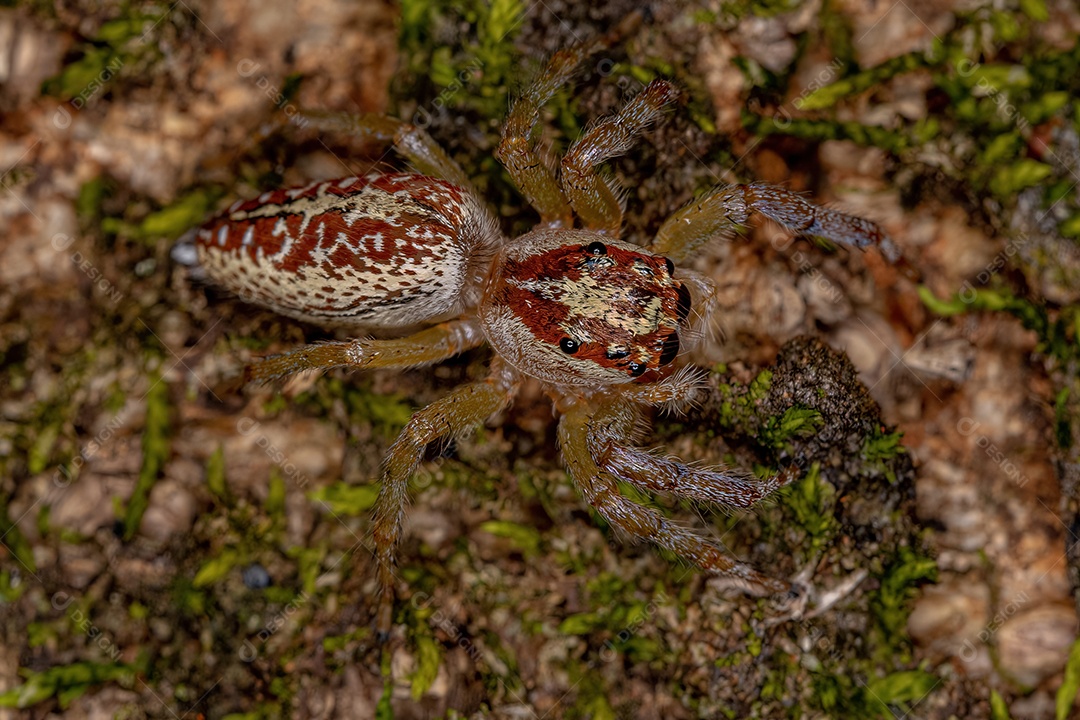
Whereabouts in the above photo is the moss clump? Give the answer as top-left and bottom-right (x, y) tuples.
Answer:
(705, 337), (914, 498)
(661, 337), (934, 716)
(397, 0), (525, 117)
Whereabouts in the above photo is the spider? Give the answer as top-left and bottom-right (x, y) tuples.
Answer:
(179, 31), (895, 637)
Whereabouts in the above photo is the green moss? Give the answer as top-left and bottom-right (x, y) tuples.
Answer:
(759, 651), (797, 702)
(27, 419), (61, 475)
(307, 481), (379, 516)
(0, 661), (141, 710)
(298, 377), (414, 439)
(781, 463), (836, 552)
(869, 546), (938, 665)
(0, 499), (35, 575)
(409, 633), (443, 700)
(920, 286), (1080, 365)
(75, 177), (107, 226)
(321, 627), (370, 653)
(720, 0), (805, 20)
(715, 369), (774, 432)
(1056, 388), (1074, 451)
(396, 0), (525, 121)
(0, 570), (23, 603)
(989, 158), (1054, 197)
(418, 457), (500, 499)
(760, 406), (823, 451)
(808, 666), (940, 718)
(479, 520), (543, 557)
(192, 547), (241, 588)
(797, 50), (938, 111)
(1056, 637), (1080, 720)
(286, 545), (329, 597)
(206, 445), (229, 504)
(743, 112), (914, 153)
(863, 670), (940, 717)
(120, 376), (170, 540)
(746, 628), (763, 657)
(136, 190), (216, 241)
(42, 10), (164, 101)
(990, 689), (1013, 719)
(862, 428), (907, 483)
(740, 4), (1078, 216)
(261, 394), (289, 416)
(266, 470), (286, 527)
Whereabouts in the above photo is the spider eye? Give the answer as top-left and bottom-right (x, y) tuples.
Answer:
(559, 337), (580, 354)
(659, 333), (680, 365)
(585, 241), (607, 256)
(676, 283), (692, 323)
(663, 257), (675, 275)
(605, 348), (630, 360)
(628, 361), (647, 377)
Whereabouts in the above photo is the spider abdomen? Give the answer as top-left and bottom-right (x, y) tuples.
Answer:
(192, 172), (499, 330)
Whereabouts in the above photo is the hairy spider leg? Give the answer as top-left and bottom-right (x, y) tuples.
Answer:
(373, 360), (520, 637)
(652, 182), (899, 264)
(495, 16), (644, 227)
(290, 111), (476, 191)
(244, 319), (488, 384)
(589, 392), (798, 508)
(558, 395), (793, 595)
(560, 79), (680, 235)
(497, 48), (595, 225)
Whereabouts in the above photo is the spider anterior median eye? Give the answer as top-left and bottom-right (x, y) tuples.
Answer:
(585, 241), (607, 256)
(676, 284), (692, 323)
(660, 333), (680, 365)
(629, 362), (647, 377)
(559, 337), (580, 354)
(663, 257), (675, 275)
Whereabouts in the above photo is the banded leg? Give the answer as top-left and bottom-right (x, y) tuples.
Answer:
(496, 44), (596, 226)
(294, 111), (473, 189)
(559, 397), (791, 595)
(373, 363), (520, 636)
(245, 318), (486, 384)
(586, 394), (798, 508)
(496, 14), (642, 226)
(652, 182), (899, 264)
(561, 79), (680, 234)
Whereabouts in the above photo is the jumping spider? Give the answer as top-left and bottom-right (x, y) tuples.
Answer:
(179, 32), (894, 636)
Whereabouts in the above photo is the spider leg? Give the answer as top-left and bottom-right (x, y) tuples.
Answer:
(496, 14), (642, 227)
(560, 80), (680, 234)
(604, 445), (798, 507)
(496, 45), (594, 226)
(244, 318), (486, 384)
(608, 376), (798, 504)
(587, 394), (798, 508)
(558, 396), (790, 595)
(651, 182), (899, 264)
(286, 111), (475, 190)
(373, 360), (520, 638)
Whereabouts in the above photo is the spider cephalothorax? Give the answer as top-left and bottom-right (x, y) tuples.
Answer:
(481, 231), (695, 386)
(180, 30), (895, 637)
